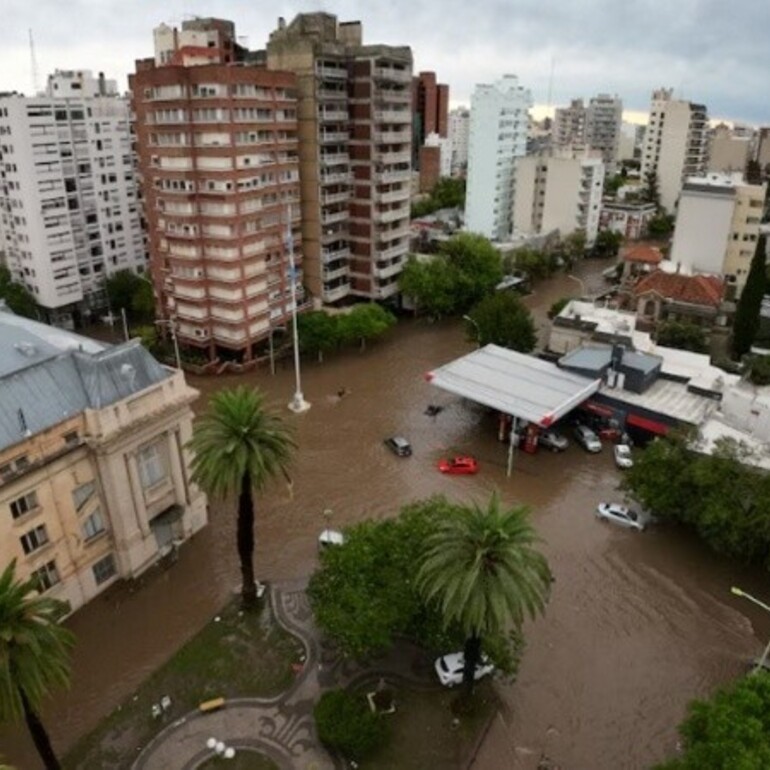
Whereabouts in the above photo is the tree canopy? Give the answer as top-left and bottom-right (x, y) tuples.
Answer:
(297, 311), (340, 362)
(655, 673), (770, 770)
(410, 177), (466, 218)
(0, 267), (37, 319)
(732, 234), (767, 359)
(466, 292), (536, 352)
(105, 270), (154, 322)
(642, 169), (661, 209)
(337, 303), (396, 351)
(656, 320), (709, 353)
(591, 230), (624, 259)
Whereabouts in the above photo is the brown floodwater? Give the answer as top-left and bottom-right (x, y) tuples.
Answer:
(3, 262), (770, 770)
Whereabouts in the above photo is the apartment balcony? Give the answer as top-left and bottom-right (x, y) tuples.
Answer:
(323, 264), (350, 282)
(213, 326), (247, 343)
(377, 242), (408, 260)
(176, 304), (208, 321)
(321, 171), (353, 186)
(377, 90), (411, 104)
(209, 286), (245, 302)
(157, 157), (194, 171)
(322, 282), (351, 303)
(379, 151), (411, 165)
(174, 285), (206, 301)
(207, 267), (242, 282)
(374, 130), (411, 143)
(374, 207), (408, 224)
(379, 188), (410, 205)
(319, 109), (348, 122)
(199, 203), (237, 217)
(375, 169), (411, 184)
(322, 190), (352, 206)
(374, 67), (411, 84)
(320, 130), (349, 144)
(322, 246), (351, 264)
(317, 87), (347, 101)
(204, 246), (242, 262)
(374, 281), (401, 300)
(317, 64), (347, 80)
(320, 152), (349, 166)
(379, 225), (411, 243)
(321, 209), (349, 226)
(374, 258), (405, 280)
(211, 306), (246, 323)
(373, 109), (411, 123)
(321, 228), (349, 245)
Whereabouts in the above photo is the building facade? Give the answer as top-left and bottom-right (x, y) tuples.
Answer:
(0, 74), (145, 327)
(585, 94), (622, 169)
(267, 13), (412, 303)
(513, 152), (604, 245)
(707, 124), (751, 174)
(131, 18), (305, 362)
(552, 99), (586, 151)
(669, 173), (766, 298)
(465, 75), (531, 241)
(599, 201), (657, 240)
(641, 88), (709, 212)
(0, 309), (207, 616)
(447, 107), (470, 176)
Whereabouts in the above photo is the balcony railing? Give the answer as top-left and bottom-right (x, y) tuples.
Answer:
(320, 130), (349, 144)
(373, 109), (411, 123)
(322, 209), (349, 226)
(322, 190), (352, 206)
(373, 67), (411, 83)
(322, 247), (351, 263)
(322, 283), (351, 303)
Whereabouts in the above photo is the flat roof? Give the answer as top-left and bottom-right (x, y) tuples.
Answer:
(426, 344), (601, 426)
(695, 418), (770, 471)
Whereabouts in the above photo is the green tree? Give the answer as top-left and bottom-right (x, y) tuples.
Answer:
(0, 561), (74, 770)
(188, 387), (295, 607)
(656, 320), (709, 353)
(399, 257), (457, 318)
(592, 230), (624, 259)
(466, 292), (536, 352)
(642, 169), (661, 209)
(604, 174), (625, 197)
(432, 177), (465, 209)
(440, 233), (504, 312)
(509, 247), (552, 281)
(297, 311), (340, 362)
(547, 297), (571, 320)
(105, 270), (154, 322)
(338, 304), (396, 351)
(563, 230), (587, 265)
(0, 267), (37, 319)
(417, 495), (551, 697)
(647, 213), (675, 239)
(655, 673), (770, 770)
(733, 234), (767, 359)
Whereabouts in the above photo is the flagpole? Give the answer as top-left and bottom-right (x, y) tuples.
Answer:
(286, 203), (310, 413)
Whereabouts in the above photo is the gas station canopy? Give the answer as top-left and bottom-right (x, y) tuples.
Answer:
(426, 344), (601, 427)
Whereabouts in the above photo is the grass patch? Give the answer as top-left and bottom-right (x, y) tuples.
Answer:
(359, 682), (498, 770)
(198, 751), (280, 769)
(64, 600), (304, 770)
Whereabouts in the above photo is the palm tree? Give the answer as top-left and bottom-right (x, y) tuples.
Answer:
(0, 561), (74, 770)
(188, 386), (296, 607)
(417, 494), (551, 697)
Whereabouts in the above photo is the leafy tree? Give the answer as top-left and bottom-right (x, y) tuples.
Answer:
(547, 297), (571, 320)
(0, 561), (74, 770)
(642, 169), (661, 209)
(508, 247), (553, 281)
(399, 256), (458, 319)
(432, 177), (465, 209)
(0, 267), (37, 319)
(656, 320), (709, 353)
(466, 292), (536, 352)
(188, 387), (295, 607)
(417, 495), (551, 697)
(297, 311), (340, 362)
(563, 230), (587, 264)
(105, 270), (154, 322)
(314, 689), (389, 761)
(604, 174), (625, 197)
(647, 213), (675, 239)
(592, 230), (624, 259)
(733, 234), (767, 359)
(440, 233), (504, 311)
(748, 355), (770, 386)
(655, 673), (770, 770)
(338, 304), (396, 351)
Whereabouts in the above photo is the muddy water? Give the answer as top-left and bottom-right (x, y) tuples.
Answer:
(4, 262), (770, 769)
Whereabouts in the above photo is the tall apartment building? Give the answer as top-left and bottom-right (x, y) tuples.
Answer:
(465, 75), (531, 241)
(757, 128), (770, 174)
(669, 173), (766, 298)
(553, 99), (586, 150)
(513, 151), (604, 245)
(641, 88), (709, 213)
(412, 71), (449, 166)
(0, 71), (145, 328)
(0, 308), (207, 615)
(131, 18), (304, 362)
(448, 107), (470, 176)
(586, 94), (622, 168)
(267, 13), (412, 303)
(707, 124), (751, 174)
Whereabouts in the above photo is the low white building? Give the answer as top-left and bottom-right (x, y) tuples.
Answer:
(513, 151), (604, 245)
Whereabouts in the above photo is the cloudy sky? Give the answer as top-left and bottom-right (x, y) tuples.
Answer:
(3, 0), (768, 125)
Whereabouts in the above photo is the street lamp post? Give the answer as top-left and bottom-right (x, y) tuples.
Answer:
(155, 317), (181, 370)
(462, 314), (481, 348)
(285, 205), (310, 413)
(731, 586), (770, 674)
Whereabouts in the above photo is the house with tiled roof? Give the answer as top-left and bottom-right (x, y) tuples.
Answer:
(621, 243), (664, 283)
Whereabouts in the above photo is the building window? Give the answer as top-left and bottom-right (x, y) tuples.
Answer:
(72, 481), (95, 510)
(82, 509), (106, 541)
(137, 442), (167, 489)
(10, 490), (38, 519)
(92, 554), (117, 585)
(20, 524), (49, 555)
(31, 560), (60, 592)
(63, 430), (79, 446)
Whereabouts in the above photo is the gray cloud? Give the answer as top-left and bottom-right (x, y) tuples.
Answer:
(3, 0), (768, 123)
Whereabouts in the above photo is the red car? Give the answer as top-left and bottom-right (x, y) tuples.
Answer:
(437, 456), (479, 475)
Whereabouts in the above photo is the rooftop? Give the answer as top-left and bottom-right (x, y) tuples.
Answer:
(633, 270), (724, 308)
(622, 244), (663, 265)
(556, 300), (637, 337)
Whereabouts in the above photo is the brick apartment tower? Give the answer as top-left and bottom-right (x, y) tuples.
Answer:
(267, 13), (413, 303)
(413, 71), (449, 167)
(130, 18), (304, 362)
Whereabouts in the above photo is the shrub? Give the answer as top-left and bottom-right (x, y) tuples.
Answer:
(547, 297), (570, 320)
(314, 689), (389, 761)
(749, 355), (770, 386)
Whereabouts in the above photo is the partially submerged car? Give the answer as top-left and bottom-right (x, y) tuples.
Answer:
(614, 443), (633, 469)
(434, 652), (494, 687)
(574, 424), (602, 453)
(596, 502), (647, 532)
(538, 429), (568, 452)
(437, 455), (479, 475)
(384, 436), (412, 457)
(318, 529), (345, 549)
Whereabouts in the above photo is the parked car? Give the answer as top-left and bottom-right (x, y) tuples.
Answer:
(437, 455), (479, 475)
(596, 502), (647, 531)
(434, 652), (495, 687)
(538, 429), (568, 452)
(384, 436), (412, 457)
(614, 444), (633, 469)
(318, 529), (345, 549)
(574, 424), (602, 453)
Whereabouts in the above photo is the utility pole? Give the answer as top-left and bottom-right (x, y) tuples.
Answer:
(28, 29), (41, 96)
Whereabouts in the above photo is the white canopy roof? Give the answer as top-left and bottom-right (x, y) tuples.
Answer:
(426, 344), (601, 426)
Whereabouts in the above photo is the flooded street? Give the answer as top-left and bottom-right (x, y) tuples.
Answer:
(4, 263), (770, 769)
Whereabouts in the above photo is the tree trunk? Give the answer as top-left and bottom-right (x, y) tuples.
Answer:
(20, 689), (61, 770)
(237, 471), (258, 608)
(462, 634), (482, 699)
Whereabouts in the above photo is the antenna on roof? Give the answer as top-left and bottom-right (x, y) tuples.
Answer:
(29, 29), (41, 96)
(18, 408), (31, 437)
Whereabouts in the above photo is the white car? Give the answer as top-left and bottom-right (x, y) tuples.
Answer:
(538, 429), (569, 452)
(596, 502), (647, 532)
(574, 424), (602, 453)
(434, 652), (494, 687)
(614, 444), (633, 469)
(318, 529), (345, 548)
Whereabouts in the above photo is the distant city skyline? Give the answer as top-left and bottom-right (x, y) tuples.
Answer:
(3, 1), (768, 126)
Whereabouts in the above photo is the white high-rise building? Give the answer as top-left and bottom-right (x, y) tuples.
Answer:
(641, 88), (709, 213)
(0, 72), (145, 327)
(513, 151), (605, 246)
(586, 94), (622, 168)
(448, 107), (470, 175)
(46, 69), (119, 99)
(465, 75), (531, 240)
